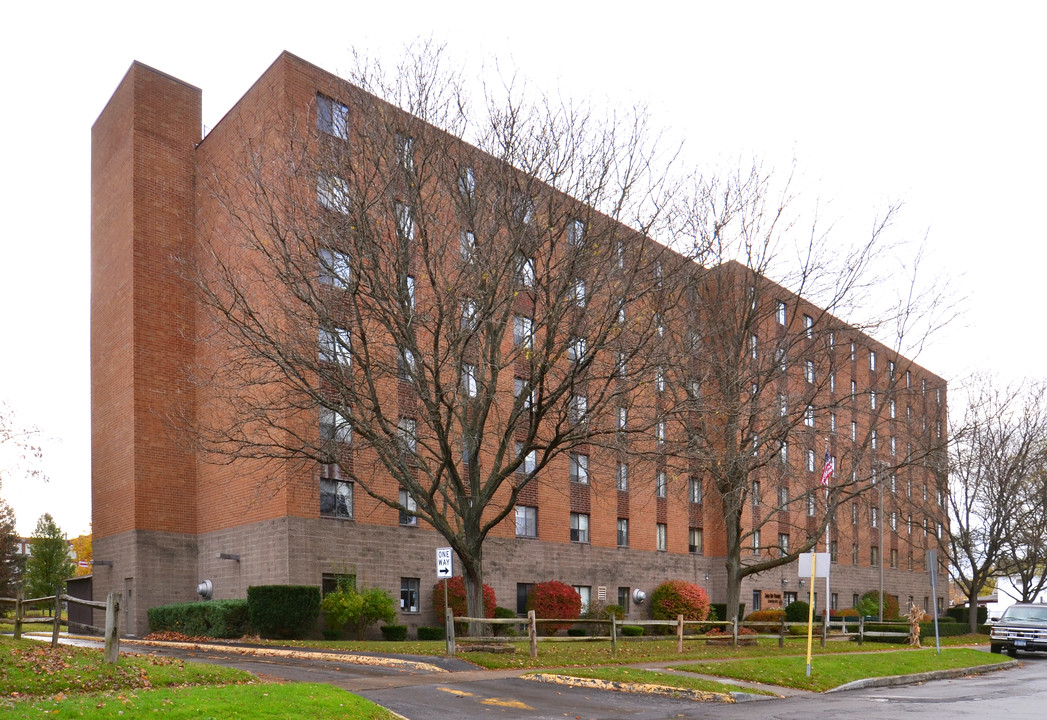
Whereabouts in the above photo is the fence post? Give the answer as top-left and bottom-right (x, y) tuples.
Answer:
(444, 607), (455, 656)
(731, 616), (738, 647)
(51, 592), (62, 648)
(528, 610), (537, 660)
(779, 616), (785, 648)
(858, 615), (864, 646)
(610, 614), (617, 658)
(104, 592), (121, 664)
(13, 592), (22, 641)
(676, 614), (684, 653)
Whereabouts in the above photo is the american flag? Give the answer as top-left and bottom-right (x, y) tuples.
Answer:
(820, 449), (833, 486)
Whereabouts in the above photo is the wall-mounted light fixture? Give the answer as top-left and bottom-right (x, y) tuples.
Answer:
(704, 572), (710, 582)
(799, 578), (806, 588)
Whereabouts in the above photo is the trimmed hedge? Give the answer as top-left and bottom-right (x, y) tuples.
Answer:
(147, 599), (250, 639)
(784, 601), (810, 622)
(528, 580), (582, 635)
(418, 626), (445, 640)
(247, 585), (321, 639)
(621, 625), (644, 636)
(946, 604), (987, 624)
(380, 624), (408, 641)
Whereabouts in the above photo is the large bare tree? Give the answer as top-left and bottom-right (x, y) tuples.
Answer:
(947, 378), (1047, 631)
(664, 167), (952, 618)
(191, 45), (683, 623)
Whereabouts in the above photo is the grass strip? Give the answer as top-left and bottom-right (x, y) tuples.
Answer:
(0, 636), (250, 698)
(2, 682), (398, 719)
(672, 647), (1003, 692)
(527, 666), (777, 697)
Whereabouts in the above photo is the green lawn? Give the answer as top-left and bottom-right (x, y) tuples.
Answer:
(3, 683), (397, 719)
(672, 648), (1003, 692)
(0, 636), (397, 719)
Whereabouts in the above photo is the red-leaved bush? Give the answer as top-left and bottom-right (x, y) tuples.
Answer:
(432, 576), (496, 619)
(650, 580), (711, 621)
(527, 580), (582, 635)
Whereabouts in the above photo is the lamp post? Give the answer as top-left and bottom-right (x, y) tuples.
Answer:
(878, 479), (885, 623)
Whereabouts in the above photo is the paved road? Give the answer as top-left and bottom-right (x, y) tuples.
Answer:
(54, 636), (1047, 719)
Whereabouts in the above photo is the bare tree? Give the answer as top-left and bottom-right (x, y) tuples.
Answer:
(190, 44), (683, 625)
(0, 400), (45, 488)
(947, 378), (1047, 631)
(665, 166), (952, 618)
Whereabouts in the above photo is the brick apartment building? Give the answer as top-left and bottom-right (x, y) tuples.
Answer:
(91, 53), (949, 636)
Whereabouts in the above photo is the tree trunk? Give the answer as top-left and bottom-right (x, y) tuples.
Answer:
(967, 590), (980, 634)
(460, 543), (488, 637)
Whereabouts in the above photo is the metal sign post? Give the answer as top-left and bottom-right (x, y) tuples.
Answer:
(927, 549), (941, 654)
(799, 553), (830, 677)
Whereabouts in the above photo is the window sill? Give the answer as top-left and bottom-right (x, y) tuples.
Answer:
(320, 514), (354, 521)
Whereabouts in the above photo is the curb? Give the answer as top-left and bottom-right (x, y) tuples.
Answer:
(526, 673), (737, 703)
(828, 660), (1018, 692)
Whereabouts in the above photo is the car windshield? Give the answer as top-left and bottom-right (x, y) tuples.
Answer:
(1002, 606), (1047, 622)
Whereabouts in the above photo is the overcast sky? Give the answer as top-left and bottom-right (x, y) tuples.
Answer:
(1, 1), (1043, 537)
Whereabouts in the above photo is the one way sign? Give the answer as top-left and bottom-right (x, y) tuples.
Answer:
(436, 547), (453, 578)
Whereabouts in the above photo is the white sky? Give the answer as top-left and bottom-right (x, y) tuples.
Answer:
(1, 1), (1044, 537)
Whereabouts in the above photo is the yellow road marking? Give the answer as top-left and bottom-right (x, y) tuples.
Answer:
(436, 687), (474, 697)
(481, 698), (533, 709)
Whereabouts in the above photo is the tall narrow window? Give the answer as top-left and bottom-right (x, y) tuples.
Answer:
(656, 419), (666, 445)
(460, 230), (476, 262)
(319, 248), (351, 287)
(655, 470), (667, 498)
(514, 253), (535, 287)
(806, 449), (816, 472)
(400, 577), (420, 612)
(569, 453), (589, 484)
(804, 314), (813, 338)
(805, 406), (815, 427)
(513, 316), (533, 348)
(398, 488), (417, 525)
(397, 418), (417, 453)
(869, 350), (877, 371)
(567, 218), (585, 246)
(571, 395), (588, 423)
(462, 364), (478, 398)
(319, 326), (352, 366)
(617, 518), (629, 547)
(395, 202), (415, 240)
(320, 409), (352, 445)
(461, 298), (478, 330)
(776, 300), (787, 325)
(515, 506), (537, 537)
(656, 523), (667, 551)
(689, 528), (703, 554)
(568, 336), (588, 362)
(689, 477), (702, 504)
(571, 278), (587, 307)
(570, 513), (589, 543)
(458, 166), (476, 198)
(616, 462), (629, 491)
(805, 360), (815, 383)
(320, 476), (353, 518)
(395, 133), (414, 171)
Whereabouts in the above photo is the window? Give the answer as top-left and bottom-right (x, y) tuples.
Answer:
(320, 476), (352, 518)
(752, 590), (762, 612)
(784, 591), (798, 606)
(513, 378), (534, 410)
(656, 367), (666, 393)
(889, 399), (896, 418)
(569, 453), (589, 484)
(514, 253), (535, 287)
(890, 474), (897, 493)
(778, 485), (788, 507)
(656, 523), (667, 551)
(830, 412), (837, 433)
(323, 573), (356, 596)
(830, 541), (838, 563)
(890, 436), (897, 456)
(567, 218), (585, 246)
(870, 391), (877, 410)
(908, 515), (913, 535)
(395, 133), (414, 171)
(515, 506), (537, 537)
(656, 470), (667, 498)
(458, 166), (476, 198)
(606, 462), (626, 495)
(513, 316), (533, 347)
(320, 409), (352, 444)
(571, 395), (588, 423)
(319, 326), (351, 366)
(617, 406), (627, 430)
(871, 546), (880, 567)
(752, 529), (761, 553)
(571, 278), (587, 307)
(852, 503), (859, 525)
(317, 94), (349, 139)
(616, 352), (627, 378)
(804, 314), (813, 338)
(317, 173), (350, 212)
(831, 592), (839, 609)
(871, 430), (878, 450)
(850, 342), (856, 361)
(656, 419), (666, 445)
(689, 528), (703, 554)
(512, 192), (534, 225)
(405, 275), (416, 311)
(871, 507), (879, 528)
(395, 202), (415, 240)
(780, 441), (788, 463)
(890, 511), (898, 531)
(574, 586), (591, 614)
(570, 513), (590, 543)
(462, 363), (478, 398)
(906, 370), (911, 387)
(400, 577), (420, 613)
(319, 248), (351, 287)
(805, 360), (815, 383)
(851, 421), (857, 442)
(461, 298), (478, 330)
(807, 492), (816, 517)
(397, 417), (417, 453)
(807, 449), (816, 472)
(515, 442), (536, 473)
(460, 230), (476, 262)
(778, 394), (787, 417)
(851, 380), (857, 399)
(617, 518), (629, 547)
(399, 488), (417, 525)
(616, 300), (626, 324)
(569, 336), (588, 362)
(889, 360), (896, 379)
(779, 533), (790, 556)
(869, 350), (877, 371)
(805, 406), (815, 427)
(830, 373), (836, 393)
(689, 477), (702, 504)
(752, 479), (761, 504)
(398, 347), (416, 379)
(516, 583), (533, 615)
(775, 347), (787, 371)
(750, 334), (758, 359)
(829, 331), (836, 350)
(852, 544), (859, 565)
(618, 586), (631, 614)
(776, 300), (787, 324)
